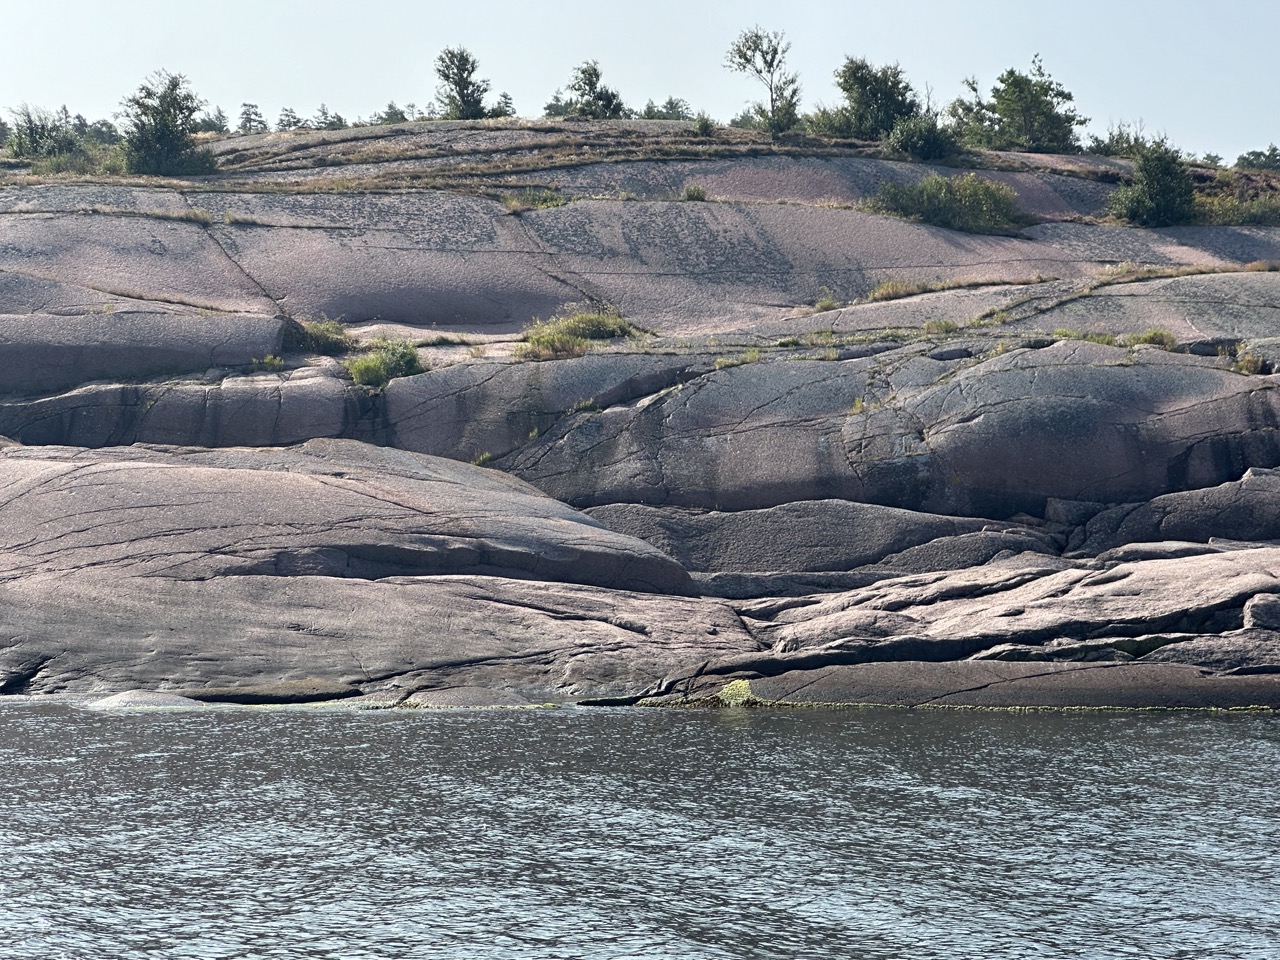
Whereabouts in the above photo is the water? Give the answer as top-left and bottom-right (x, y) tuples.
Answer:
(1, 703), (1278, 960)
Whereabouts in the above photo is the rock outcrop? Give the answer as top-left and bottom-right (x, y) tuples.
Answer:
(4, 121), (1280, 708)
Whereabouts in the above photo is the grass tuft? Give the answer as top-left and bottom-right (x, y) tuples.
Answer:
(345, 337), (425, 388)
(867, 172), (1026, 235)
(514, 307), (636, 361)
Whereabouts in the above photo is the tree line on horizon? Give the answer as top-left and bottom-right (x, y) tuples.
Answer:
(2, 26), (1278, 227)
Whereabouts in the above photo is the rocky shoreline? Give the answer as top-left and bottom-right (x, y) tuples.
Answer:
(4, 122), (1280, 709)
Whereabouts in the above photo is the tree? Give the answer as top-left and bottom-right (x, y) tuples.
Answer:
(488, 92), (515, 119)
(120, 71), (216, 175)
(434, 46), (492, 120)
(833, 57), (919, 140)
(193, 107), (229, 134)
(1236, 144), (1280, 172)
(312, 104), (348, 130)
(0, 116), (10, 149)
(948, 55), (1087, 153)
(276, 107), (304, 131)
(554, 61), (627, 120)
(371, 101), (409, 125)
(8, 104), (79, 157)
(641, 97), (694, 121)
(1107, 138), (1195, 227)
(724, 26), (800, 138)
(238, 103), (268, 134)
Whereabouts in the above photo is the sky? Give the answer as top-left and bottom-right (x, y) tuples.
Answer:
(4, 0), (1278, 161)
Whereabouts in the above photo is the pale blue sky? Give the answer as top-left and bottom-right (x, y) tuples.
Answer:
(5, 0), (1277, 160)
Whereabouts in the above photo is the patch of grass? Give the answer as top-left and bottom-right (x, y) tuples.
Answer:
(250, 355), (284, 372)
(813, 286), (842, 312)
(1053, 329), (1118, 346)
(344, 336), (425, 388)
(1125, 328), (1179, 351)
(866, 275), (1052, 304)
(297, 317), (355, 355)
(470, 451), (494, 467)
(867, 172), (1026, 235)
(501, 188), (568, 213)
(1244, 260), (1280, 272)
(418, 334), (472, 347)
(923, 319), (959, 335)
(714, 347), (762, 369)
(467, 344), (488, 358)
(682, 184), (708, 201)
(514, 307), (636, 361)
(1234, 351), (1266, 375)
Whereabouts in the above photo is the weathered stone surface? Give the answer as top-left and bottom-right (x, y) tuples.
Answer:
(0, 367), (359, 447)
(0, 572), (756, 701)
(1076, 468), (1280, 554)
(585, 499), (1057, 573)
(505, 341), (1280, 518)
(0, 310), (286, 394)
(385, 353), (710, 461)
(722, 661), (1280, 709)
(0, 439), (690, 593)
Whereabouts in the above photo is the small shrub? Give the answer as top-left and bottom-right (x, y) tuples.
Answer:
(1124, 328), (1179, 351)
(344, 337), (425, 388)
(515, 308), (635, 361)
(1107, 138), (1195, 227)
(886, 113), (956, 161)
(1234, 351), (1266, 375)
(1053, 329), (1117, 346)
(869, 173), (1025, 234)
(300, 318), (355, 355)
(470, 451), (494, 467)
(694, 112), (715, 137)
(251, 355), (284, 372)
(868, 279), (929, 302)
(813, 286), (842, 312)
(683, 184), (708, 201)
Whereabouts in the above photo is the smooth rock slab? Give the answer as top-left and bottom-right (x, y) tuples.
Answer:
(0, 438), (690, 593)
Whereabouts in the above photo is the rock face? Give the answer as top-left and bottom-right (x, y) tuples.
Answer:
(5, 122), (1280, 708)
(0, 439), (689, 592)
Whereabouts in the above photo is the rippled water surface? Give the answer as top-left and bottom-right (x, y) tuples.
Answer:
(1, 704), (1279, 959)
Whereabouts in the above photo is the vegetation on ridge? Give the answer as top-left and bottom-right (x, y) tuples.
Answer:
(515, 308), (638, 361)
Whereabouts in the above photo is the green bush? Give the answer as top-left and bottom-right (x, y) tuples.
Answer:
(947, 55), (1087, 153)
(693, 112), (716, 137)
(886, 113), (956, 160)
(869, 172), (1025, 234)
(1125, 328), (1179, 350)
(833, 57), (919, 140)
(1107, 138), (1195, 227)
(301, 318), (355, 355)
(515, 308), (636, 360)
(344, 337), (425, 388)
(683, 184), (708, 201)
(120, 71), (217, 175)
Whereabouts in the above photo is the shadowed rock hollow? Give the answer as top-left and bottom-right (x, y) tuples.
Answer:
(4, 120), (1280, 708)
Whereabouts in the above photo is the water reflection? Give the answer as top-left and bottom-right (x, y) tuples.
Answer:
(1, 704), (1278, 959)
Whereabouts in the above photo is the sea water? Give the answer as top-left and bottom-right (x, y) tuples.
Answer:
(1, 704), (1277, 959)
